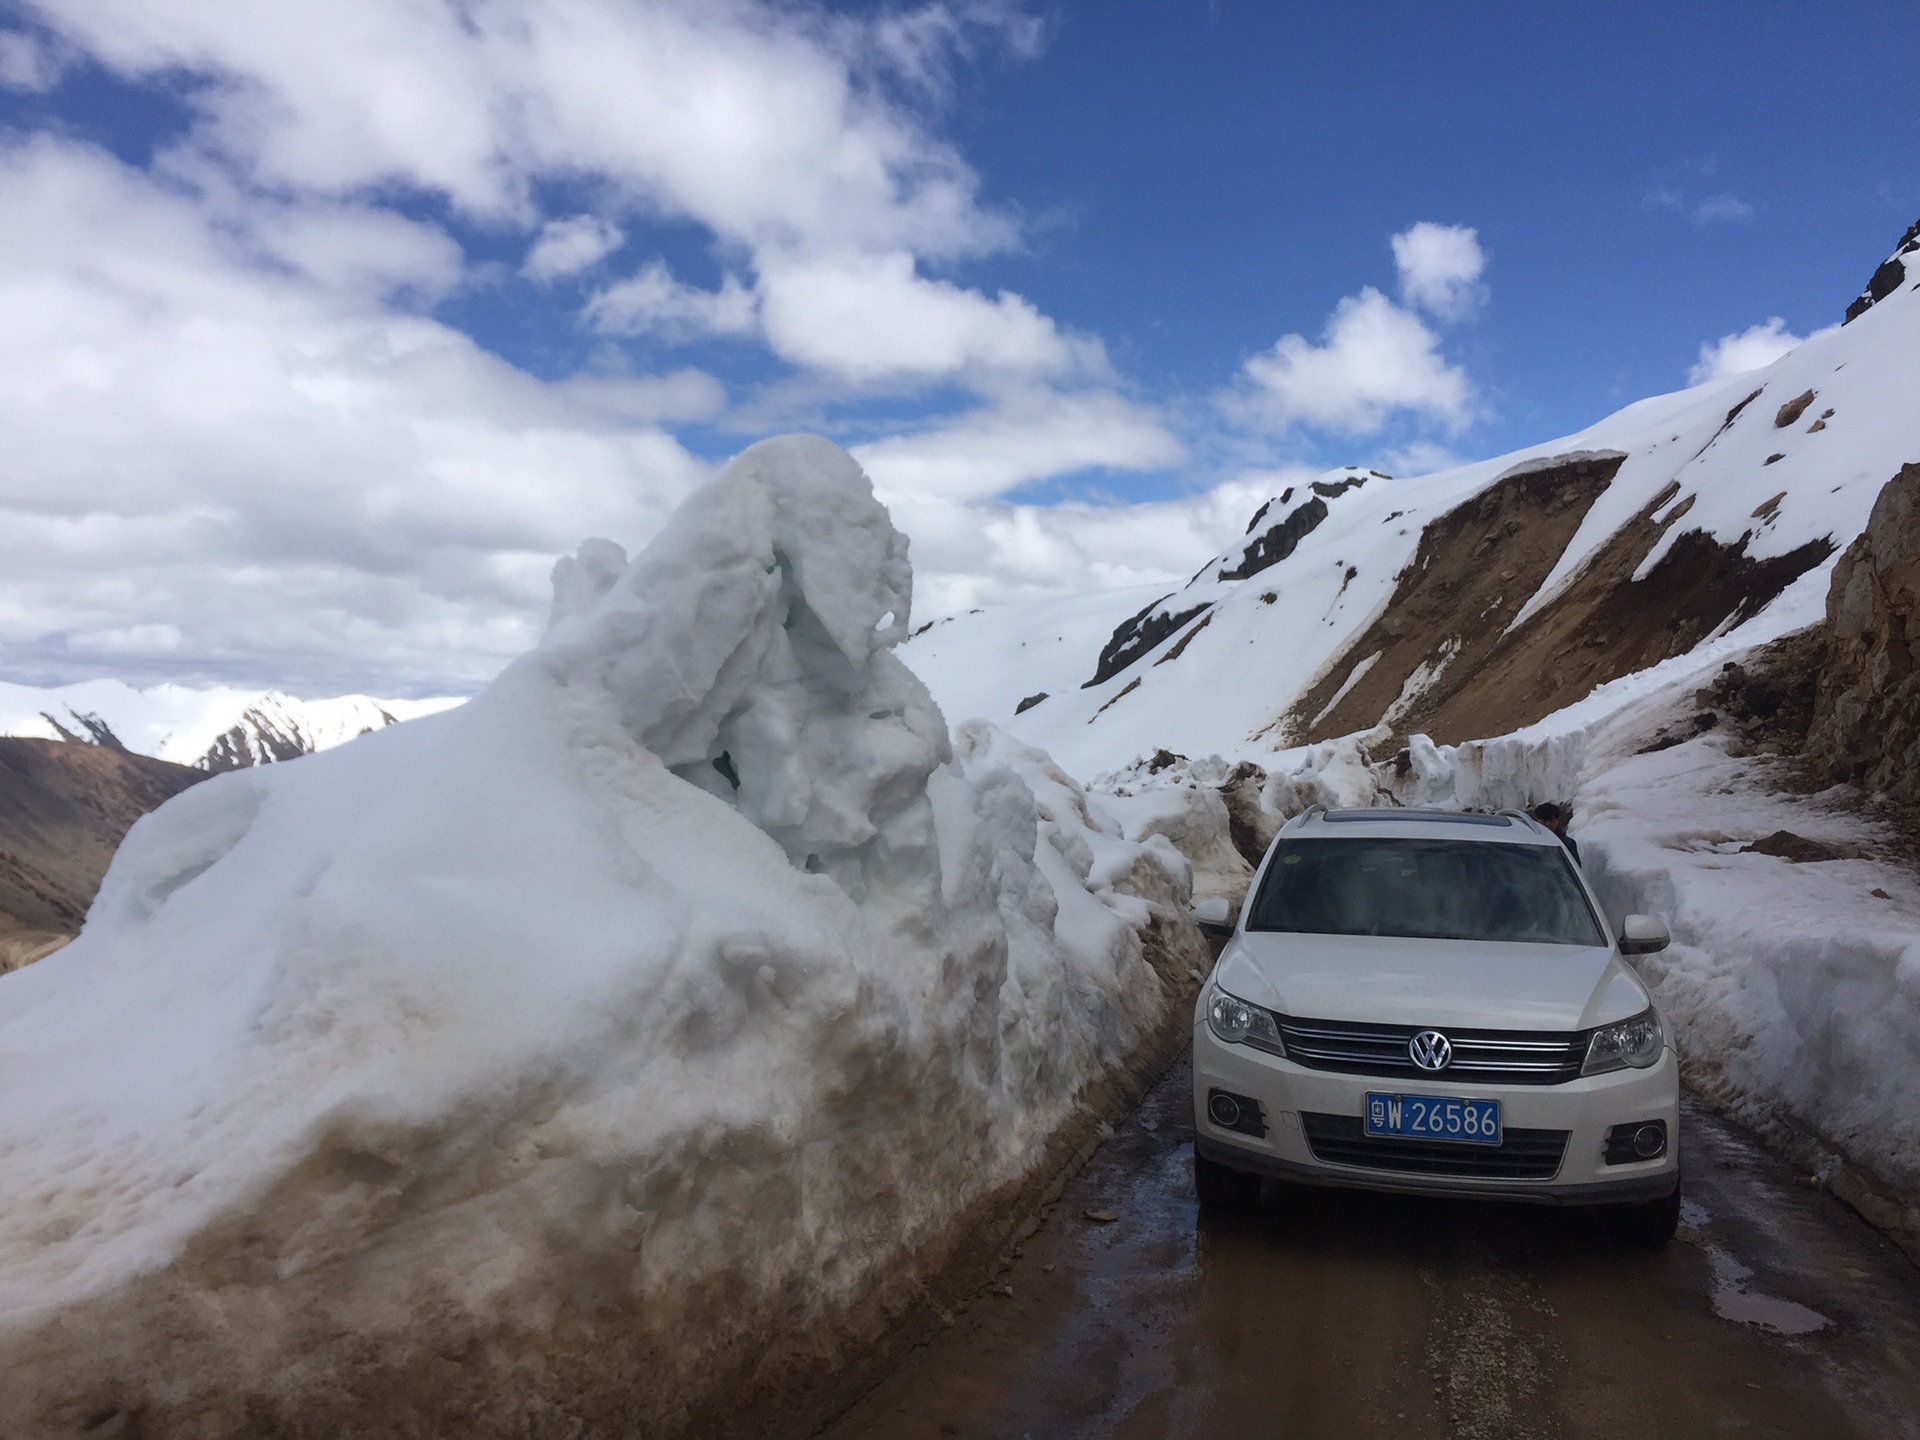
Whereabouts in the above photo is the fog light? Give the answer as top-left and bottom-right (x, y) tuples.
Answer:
(1604, 1119), (1668, 1164)
(1204, 1087), (1267, 1138)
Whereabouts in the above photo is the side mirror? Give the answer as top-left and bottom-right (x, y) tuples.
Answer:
(1192, 896), (1233, 936)
(1618, 914), (1671, 956)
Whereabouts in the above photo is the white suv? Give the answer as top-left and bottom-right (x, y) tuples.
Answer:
(1192, 806), (1681, 1243)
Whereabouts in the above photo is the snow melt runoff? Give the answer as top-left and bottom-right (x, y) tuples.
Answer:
(0, 436), (1205, 1438)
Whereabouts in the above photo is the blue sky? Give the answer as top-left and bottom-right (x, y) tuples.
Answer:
(0, 0), (1914, 694)
(955, 1), (1918, 445)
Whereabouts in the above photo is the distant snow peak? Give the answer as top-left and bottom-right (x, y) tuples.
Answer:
(199, 692), (401, 772)
(0, 681), (462, 771)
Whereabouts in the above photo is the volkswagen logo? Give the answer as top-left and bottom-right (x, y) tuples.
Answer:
(1409, 1030), (1453, 1071)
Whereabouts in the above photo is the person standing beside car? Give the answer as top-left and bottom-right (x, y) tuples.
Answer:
(1531, 801), (1581, 864)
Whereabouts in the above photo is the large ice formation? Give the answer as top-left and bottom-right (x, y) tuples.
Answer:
(0, 436), (1202, 1437)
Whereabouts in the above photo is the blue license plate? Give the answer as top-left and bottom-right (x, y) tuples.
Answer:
(1365, 1092), (1502, 1146)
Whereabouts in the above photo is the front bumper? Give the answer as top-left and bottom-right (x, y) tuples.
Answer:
(1193, 1019), (1681, 1206)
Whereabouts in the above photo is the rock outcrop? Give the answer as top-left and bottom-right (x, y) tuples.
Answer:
(1806, 462), (1920, 801)
(1844, 218), (1920, 324)
(1083, 596), (1210, 687)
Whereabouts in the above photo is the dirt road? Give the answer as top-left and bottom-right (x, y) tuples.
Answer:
(817, 1052), (1920, 1440)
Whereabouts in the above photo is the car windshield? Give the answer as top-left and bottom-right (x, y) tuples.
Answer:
(1246, 837), (1604, 946)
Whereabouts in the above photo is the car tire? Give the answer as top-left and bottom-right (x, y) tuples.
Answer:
(1609, 1173), (1682, 1246)
(1194, 1150), (1261, 1210)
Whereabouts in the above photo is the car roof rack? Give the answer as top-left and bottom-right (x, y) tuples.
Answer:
(1299, 803), (1328, 821)
(1497, 807), (1543, 829)
(1321, 809), (1511, 826)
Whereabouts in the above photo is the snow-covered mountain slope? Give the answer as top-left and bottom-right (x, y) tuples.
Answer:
(0, 679), (464, 771)
(0, 437), (1206, 1438)
(905, 230), (1920, 780)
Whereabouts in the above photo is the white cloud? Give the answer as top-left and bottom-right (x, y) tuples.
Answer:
(0, 27), (67, 90)
(1391, 221), (1485, 320)
(2, 4), (1496, 692)
(1236, 286), (1474, 437)
(585, 247), (1093, 387)
(550, 368), (729, 424)
(1645, 187), (1755, 227)
(900, 473), (1290, 619)
(0, 2), (1202, 692)
(17, 2), (1095, 394)
(0, 124), (1179, 693)
(24, 0), (1021, 257)
(523, 216), (625, 282)
(242, 199), (467, 303)
(1372, 440), (1464, 478)
(585, 262), (760, 341)
(1689, 193), (1755, 225)
(756, 249), (1096, 384)
(854, 389), (1182, 503)
(1686, 316), (1809, 384)
(75, 623), (185, 657)
(0, 136), (708, 693)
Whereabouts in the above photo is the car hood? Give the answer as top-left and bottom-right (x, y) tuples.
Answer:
(1213, 931), (1649, 1033)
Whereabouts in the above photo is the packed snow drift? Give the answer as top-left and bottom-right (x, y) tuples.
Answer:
(0, 436), (1204, 1438)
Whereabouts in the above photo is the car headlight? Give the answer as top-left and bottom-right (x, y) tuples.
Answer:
(1583, 1009), (1664, 1075)
(1206, 987), (1286, 1056)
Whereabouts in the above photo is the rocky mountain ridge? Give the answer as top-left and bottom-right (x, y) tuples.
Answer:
(0, 680), (463, 772)
(903, 218), (1920, 788)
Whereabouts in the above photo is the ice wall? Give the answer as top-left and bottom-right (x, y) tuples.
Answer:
(0, 436), (1204, 1438)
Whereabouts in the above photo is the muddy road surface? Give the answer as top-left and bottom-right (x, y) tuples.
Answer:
(818, 1052), (1920, 1440)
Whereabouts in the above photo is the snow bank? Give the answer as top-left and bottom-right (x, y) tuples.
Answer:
(0, 436), (1203, 1437)
(1092, 779), (1247, 909)
(1578, 736), (1920, 1248)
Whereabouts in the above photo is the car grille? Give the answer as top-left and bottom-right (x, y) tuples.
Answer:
(1276, 1015), (1587, 1085)
(1301, 1113), (1569, 1180)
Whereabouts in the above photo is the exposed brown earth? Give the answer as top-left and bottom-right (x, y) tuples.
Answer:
(0, 737), (207, 973)
(1409, 517), (1832, 746)
(1287, 454), (1623, 742)
(1289, 452), (1837, 747)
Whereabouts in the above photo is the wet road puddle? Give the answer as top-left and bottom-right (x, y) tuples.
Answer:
(1683, 1200), (1834, 1336)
